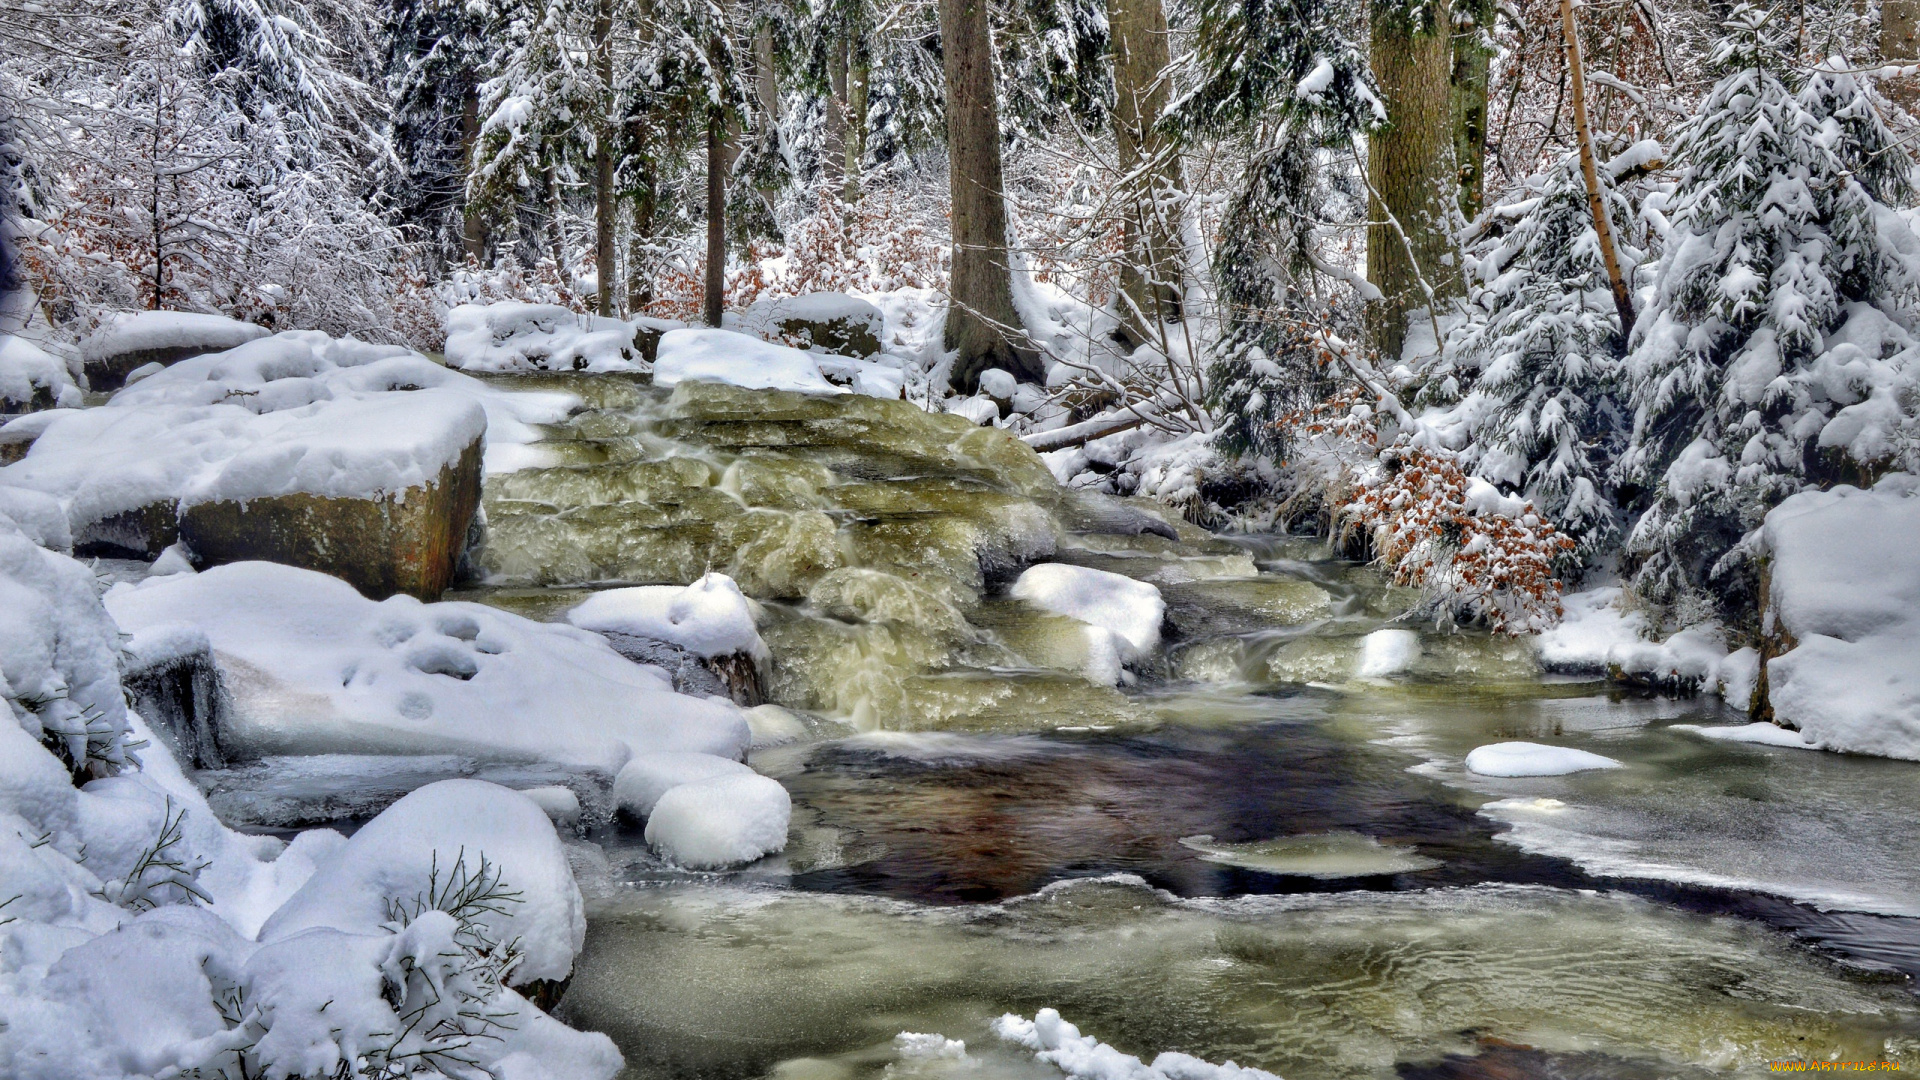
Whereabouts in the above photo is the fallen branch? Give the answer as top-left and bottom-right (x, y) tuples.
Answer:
(1022, 412), (1153, 452)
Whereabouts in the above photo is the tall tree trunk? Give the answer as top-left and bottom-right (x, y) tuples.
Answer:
(1109, 0), (1184, 347)
(459, 85), (488, 266)
(941, 0), (1035, 390)
(1450, 0), (1493, 221)
(1365, 0), (1460, 361)
(845, 51), (868, 201)
(825, 36), (849, 193)
(1561, 0), (1633, 331)
(706, 107), (726, 327)
(1886, 0), (1920, 106)
(545, 142), (566, 274)
(628, 0), (658, 314)
(592, 0), (617, 316)
(754, 21), (782, 209)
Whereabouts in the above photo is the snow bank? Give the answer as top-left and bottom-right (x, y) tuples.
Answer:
(1535, 585), (1756, 702)
(104, 561), (751, 771)
(642, 771), (792, 869)
(260, 779), (584, 982)
(612, 751), (755, 818)
(1759, 475), (1920, 759)
(0, 334), (83, 410)
(1010, 563), (1166, 684)
(994, 1009), (1280, 1080)
(80, 310), (268, 365)
(653, 328), (846, 394)
(1464, 742), (1623, 777)
(0, 332), (578, 544)
(568, 572), (768, 661)
(444, 301), (649, 373)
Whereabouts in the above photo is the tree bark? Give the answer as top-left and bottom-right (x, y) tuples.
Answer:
(1449, 0), (1493, 221)
(1885, 0), (1920, 106)
(1365, 0), (1461, 361)
(459, 85), (488, 266)
(592, 0), (617, 316)
(845, 50), (868, 201)
(1561, 0), (1633, 332)
(627, 0), (659, 314)
(1109, 0), (1184, 347)
(706, 106), (726, 327)
(825, 36), (849, 192)
(941, 0), (1036, 390)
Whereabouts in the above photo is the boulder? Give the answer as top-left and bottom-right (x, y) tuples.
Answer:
(1, 335), (83, 412)
(181, 435), (483, 600)
(80, 311), (269, 391)
(744, 293), (885, 358)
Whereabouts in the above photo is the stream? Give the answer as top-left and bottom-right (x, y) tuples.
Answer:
(451, 374), (1920, 1080)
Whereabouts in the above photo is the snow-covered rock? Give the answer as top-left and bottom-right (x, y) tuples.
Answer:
(444, 301), (655, 372)
(260, 779), (584, 982)
(1010, 563), (1166, 684)
(0, 332), (576, 559)
(568, 572), (767, 661)
(103, 561), (751, 773)
(1355, 628), (1420, 678)
(1464, 742), (1624, 777)
(742, 292), (885, 357)
(611, 751), (756, 819)
(642, 771), (792, 869)
(653, 328), (846, 394)
(0, 334), (83, 411)
(1757, 474), (1920, 760)
(1535, 585), (1756, 703)
(79, 310), (269, 391)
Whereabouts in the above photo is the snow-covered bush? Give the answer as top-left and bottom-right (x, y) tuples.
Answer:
(1617, 6), (1920, 617)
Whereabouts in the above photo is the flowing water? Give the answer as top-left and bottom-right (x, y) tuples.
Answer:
(452, 375), (1920, 1080)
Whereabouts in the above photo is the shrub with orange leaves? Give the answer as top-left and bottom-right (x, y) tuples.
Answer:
(1340, 446), (1576, 634)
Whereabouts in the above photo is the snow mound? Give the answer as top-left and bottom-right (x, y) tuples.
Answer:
(643, 771), (792, 869)
(1355, 628), (1420, 678)
(994, 1009), (1281, 1080)
(0, 484), (73, 551)
(1010, 564), (1165, 685)
(104, 561), (751, 772)
(444, 301), (647, 373)
(1, 334), (82, 410)
(1534, 586), (1755, 703)
(260, 779), (584, 982)
(80, 310), (269, 364)
(568, 572), (767, 660)
(1670, 722), (1819, 749)
(1759, 475), (1920, 760)
(613, 751), (755, 819)
(1464, 742), (1624, 777)
(653, 328), (845, 394)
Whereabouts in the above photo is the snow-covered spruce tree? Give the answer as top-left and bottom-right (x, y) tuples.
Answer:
(383, 0), (498, 267)
(1180, 0), (1381, 461)
(1617, 3), (1919, 619)
(1437, 148), (1647, 562)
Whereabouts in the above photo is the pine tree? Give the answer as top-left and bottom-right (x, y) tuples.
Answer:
(383, 0), (495, 266)
(1617, 3), (1917, 615)
(1445, 149), (1643, 561)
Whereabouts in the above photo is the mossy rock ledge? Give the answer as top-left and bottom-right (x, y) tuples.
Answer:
(180, 436), (483, 600)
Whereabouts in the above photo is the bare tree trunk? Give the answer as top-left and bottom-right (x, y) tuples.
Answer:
(845, 51), (868, 202)
(825, 36), (849, 193)
(1886, 0), (1920, 106)
(460, 86), (488, 266)
(1450, 0), (1493, 221)
(1365, 0), (1461, 361)
(628, 0), (658, 314)
(941, 0), (1035, 390)
(1109, 0), (1184, 347)
(706, 107), (726, 327)
(755, 23), (780, 123)
(1561, 0), (1633, 332)
(592, 0), (617, 316)
(545, 143), (566, 274)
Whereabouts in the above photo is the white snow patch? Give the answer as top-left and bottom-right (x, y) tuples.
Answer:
(79, 310), (268, 364)
(1, 333), (83, 409)
(643, 771), (792, 869)
(567, 572), (767, 660)
(443, 301), (652, 373)
(1464, 742), (1624, 777)
(1355, 628), (1420, 678)
(995, 1009), (1281, 1080)
(654, 328), (845, 394)
(612, 751), (755, 819)
(1670, 722), (1819, 749)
